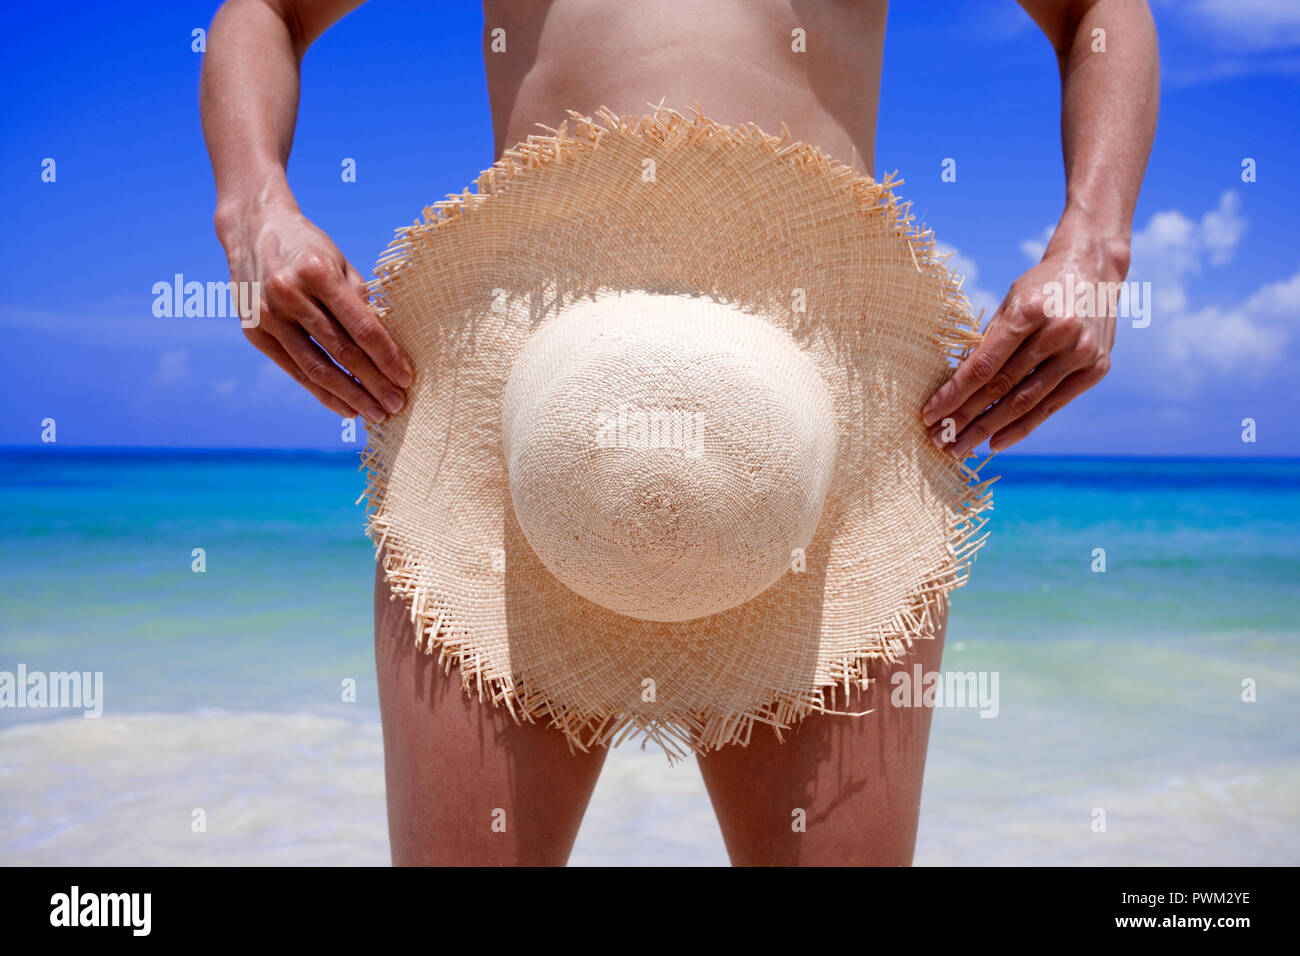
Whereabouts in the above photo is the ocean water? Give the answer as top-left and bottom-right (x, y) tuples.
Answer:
(0, 450), (1296, 866)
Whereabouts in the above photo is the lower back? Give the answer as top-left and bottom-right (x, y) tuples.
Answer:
(481, 0), (886, 172)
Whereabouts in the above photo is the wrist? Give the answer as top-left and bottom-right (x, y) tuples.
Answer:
(1047, 203), (1132, 279)
(214, 177), (299, 249)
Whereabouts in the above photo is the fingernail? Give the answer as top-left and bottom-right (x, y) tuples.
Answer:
(383, 391), (405, 413)
(922, 407), (939, 427)
(395, 365), (414, 388)
(930, 430), (946, 449)
(367, 405), (386, 424)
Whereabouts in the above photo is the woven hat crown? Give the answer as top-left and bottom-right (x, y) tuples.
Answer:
(501, 292), (839, 622)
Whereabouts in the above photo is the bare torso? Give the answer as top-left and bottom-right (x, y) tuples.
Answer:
(481, 0), (887, 173)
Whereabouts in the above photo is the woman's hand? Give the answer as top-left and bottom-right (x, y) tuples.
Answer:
(217, 199), (413, 424)
(922, 212), (1129, 457)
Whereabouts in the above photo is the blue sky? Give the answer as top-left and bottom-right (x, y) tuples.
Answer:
(1, 0), (1296, 454)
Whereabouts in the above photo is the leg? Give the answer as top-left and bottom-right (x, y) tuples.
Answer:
(374, 559), (608, 865)
(696, 612), (947, 866)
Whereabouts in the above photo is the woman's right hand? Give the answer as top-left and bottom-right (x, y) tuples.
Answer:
(217, 199), (414, 424)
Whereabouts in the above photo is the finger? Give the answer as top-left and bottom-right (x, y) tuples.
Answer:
(928, 327), (1062, 445)
(246, 325), (360, 420)
(278, 283), (407, 416)
(301, 256), (414, 389)
(988, 365), (1105, 452)
(922, 306), (1029, 427)
(343, 261), (373, 301)
(949, 355), (1075, 457)
(270, 322), (388, 423)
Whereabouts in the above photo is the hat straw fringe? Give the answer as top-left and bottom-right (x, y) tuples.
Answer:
(360, 105), (995, 762)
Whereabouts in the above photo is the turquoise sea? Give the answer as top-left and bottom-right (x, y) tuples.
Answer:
(1, 450), (1296, 865)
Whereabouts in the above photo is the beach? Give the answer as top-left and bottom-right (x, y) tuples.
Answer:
(2, 451), (1296, 865)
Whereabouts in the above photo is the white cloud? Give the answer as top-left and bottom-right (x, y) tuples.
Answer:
(153, 350), (189, 387)
(1127, 192), (1286, 382)
(1128, 191), (1246, 279)
(1161, 302), (1288, 374)
(934, 242), (1001, 320)
(1241, 270), (1300, 316)
(1199, 191), (1247, 265)
(1163, 0), (1300, 51)
(1155, 0), (1300, 85)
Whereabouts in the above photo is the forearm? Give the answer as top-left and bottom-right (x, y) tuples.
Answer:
(924, 0), (1159, 452)
(200, 0), (311, 242)
(1050, 0), (1159, 266)
(199, 0), (410, 423)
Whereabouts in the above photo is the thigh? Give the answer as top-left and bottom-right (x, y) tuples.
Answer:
(696, 613), (947, 866)
(373, 559), (608, 866)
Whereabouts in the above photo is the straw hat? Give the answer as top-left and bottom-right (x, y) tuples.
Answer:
(361, 105), (994, 760)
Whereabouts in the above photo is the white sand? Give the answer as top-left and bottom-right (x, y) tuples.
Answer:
(1, 711), (1295, 866)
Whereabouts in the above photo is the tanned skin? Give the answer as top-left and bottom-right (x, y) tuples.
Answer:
(202, 0), (1158, 865)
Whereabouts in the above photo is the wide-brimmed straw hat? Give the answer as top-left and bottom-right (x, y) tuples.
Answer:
(360, 105), (995, 760)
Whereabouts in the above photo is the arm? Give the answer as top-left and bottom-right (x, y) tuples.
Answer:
(921, 0), (1158, 455)
(201, 0), (412, 424)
